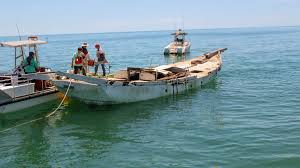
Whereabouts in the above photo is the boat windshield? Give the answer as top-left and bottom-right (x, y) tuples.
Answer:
(174, 35), (185, 43)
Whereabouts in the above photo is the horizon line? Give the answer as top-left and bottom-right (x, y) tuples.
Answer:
(0, 25), (299, 38)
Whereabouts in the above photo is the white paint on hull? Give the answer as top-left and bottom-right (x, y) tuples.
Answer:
(53, 68), (219, 105)
(164, 41), (191, 55)
(0, 92), (60, 114)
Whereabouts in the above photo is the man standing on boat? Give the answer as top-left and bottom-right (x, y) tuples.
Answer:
(81, 42), (90, 73)
(23, 52), (39, 74)
(72, 47), (86, 75)
(94, 43), (108, 76)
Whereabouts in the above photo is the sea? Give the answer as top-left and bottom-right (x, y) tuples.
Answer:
(0, 26), (300, 168)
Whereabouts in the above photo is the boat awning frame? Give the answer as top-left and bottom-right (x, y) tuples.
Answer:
(0, 40), (47, 48)
(171, 32), (188, 35)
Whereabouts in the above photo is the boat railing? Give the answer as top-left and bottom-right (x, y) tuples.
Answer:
(0, 74), (56, 100)
(0, 75), (32, 86)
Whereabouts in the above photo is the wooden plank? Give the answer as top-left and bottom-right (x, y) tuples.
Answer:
(114, 70), (128, 79)
(158, 72), (188, 81)
(205, 48), (227, 59)
(22, 72), (56, 80)
(56, 71), (107, 85)
(140, 72), (156, 81)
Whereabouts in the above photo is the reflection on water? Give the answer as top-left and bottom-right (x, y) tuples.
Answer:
(164, 53), (189, 64)
(0, 100), (59, 129)
(14, 121), (51, 167)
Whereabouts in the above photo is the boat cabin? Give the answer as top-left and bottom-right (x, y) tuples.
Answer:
(0, 36), (47, 71)
(171, 29), (187, 44)
(164, 29), (191, 55)
(0, 36), (58, 113)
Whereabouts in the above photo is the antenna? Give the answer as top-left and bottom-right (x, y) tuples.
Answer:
(181, 16), (185, 31)
(173, 21), (177, 31)
(16, 24), (26, 65)
(16, 24), (22, 41)
(183, 18), (185, 31)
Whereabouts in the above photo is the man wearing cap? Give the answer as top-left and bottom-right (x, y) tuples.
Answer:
(81, 42), (90, 73)
(94, 43), (108, 76)
(72, 47), (86, 75)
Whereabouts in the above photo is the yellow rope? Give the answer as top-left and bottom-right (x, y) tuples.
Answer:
(0, 80), (72, 134)
(45, 80), (72, 118)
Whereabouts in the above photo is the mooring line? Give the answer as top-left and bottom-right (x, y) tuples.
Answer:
(45, 80), (72, 118)
(0, 80), (72, 134)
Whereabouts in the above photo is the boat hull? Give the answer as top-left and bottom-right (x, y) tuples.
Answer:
(53, 48), (226, 105)
(53, 68), (220, 105)
(164, 42), (191, 55)
(0, 91), (60, 114)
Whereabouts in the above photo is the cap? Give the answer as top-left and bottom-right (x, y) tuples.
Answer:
(81, 42), (89, 47)
(95, 43), (101, 49)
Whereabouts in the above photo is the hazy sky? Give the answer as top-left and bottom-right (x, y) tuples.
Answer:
(1, 0), (299, 36)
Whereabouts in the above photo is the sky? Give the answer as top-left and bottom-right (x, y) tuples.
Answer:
(1, 0), (299, 36)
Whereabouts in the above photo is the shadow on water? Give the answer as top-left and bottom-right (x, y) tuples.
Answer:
(0, 100), (60, 129)
(56, 93), (190, 130)
(163, 53), (189, 64)
(0, 76), (221, 133)
(0, 77), (221, 131)
(56, 77), (221, 129)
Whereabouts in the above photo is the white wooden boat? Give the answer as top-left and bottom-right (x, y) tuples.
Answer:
(164, 29), (191, 55)
(53, 48), (227, 105)
(0, 36), (59, 114)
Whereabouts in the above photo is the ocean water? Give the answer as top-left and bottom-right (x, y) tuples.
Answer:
(0, 27), (300, 168)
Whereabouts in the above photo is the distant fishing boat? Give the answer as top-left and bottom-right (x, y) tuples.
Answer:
(164, 29), (191, 55)
(53, 48), (227, 105)
(0, 36), (59, 113)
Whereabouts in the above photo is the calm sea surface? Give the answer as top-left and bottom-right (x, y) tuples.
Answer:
(0, 27), (300, 168)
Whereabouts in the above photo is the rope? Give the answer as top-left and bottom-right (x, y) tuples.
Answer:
(45, 80), (72, 117)
(0, 80), (72, 134)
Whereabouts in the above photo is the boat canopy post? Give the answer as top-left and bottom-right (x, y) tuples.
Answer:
(28, 36), (40, 65)
(14, 47), (17, 68)
(14, 46), (25, 69)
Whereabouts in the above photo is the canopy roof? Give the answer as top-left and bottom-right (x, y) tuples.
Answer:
(0, 40), (47, 47)
(171, 29), (188, 36)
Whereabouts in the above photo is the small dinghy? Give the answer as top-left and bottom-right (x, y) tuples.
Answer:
(164, 29), (191, 55)
(53, 48), (227, 105)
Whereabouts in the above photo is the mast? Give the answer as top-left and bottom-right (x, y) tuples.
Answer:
(16, 25), (25, 67)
